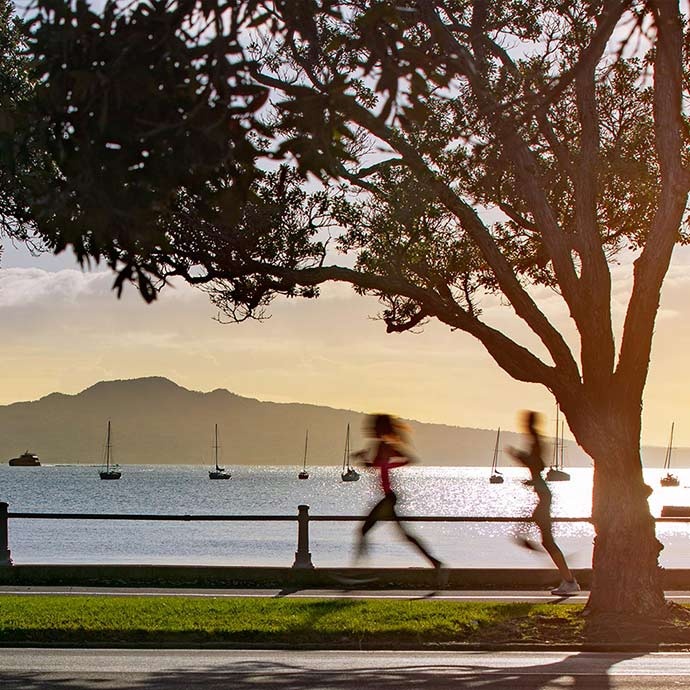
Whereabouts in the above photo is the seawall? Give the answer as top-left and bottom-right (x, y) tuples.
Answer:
(0, 565), (686, 590)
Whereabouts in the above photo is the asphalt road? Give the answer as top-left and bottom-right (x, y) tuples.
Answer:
(1, 649), (689, 689)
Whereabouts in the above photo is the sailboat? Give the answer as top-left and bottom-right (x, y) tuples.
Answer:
(209, 424), (231, 480)
(489, 427), (504, 484)
(660, 422), (679, 487)
(341, 424), (360, 482)
(298, 430), (310, 479)
(546, 406), (570, 481)
(99, 420), (121, 480)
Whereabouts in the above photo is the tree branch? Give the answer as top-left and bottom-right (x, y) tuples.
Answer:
(427, 0), (628, 388)
(571, 7), (618, 390)
(616, 0), (690, 401)
(331, 93), (581, 382)
(256, 261), (564, 388)
(416, 2), (585, 340)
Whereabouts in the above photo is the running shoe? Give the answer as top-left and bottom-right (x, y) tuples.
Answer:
(551, 579), (581, 596)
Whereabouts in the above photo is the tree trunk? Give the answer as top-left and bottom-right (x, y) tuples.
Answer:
(588, 447), (665, 616)
(565, 403), (666, 619)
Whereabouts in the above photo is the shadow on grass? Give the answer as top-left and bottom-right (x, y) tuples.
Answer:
(583, 602), (690, 644)
(0, 601), (585, 647)
(0, 651), (642, 689)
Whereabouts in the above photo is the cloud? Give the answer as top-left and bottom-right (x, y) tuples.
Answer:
(0, 267), (109, 307)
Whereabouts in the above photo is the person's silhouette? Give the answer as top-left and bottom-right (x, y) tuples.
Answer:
(353, 414), (442, 569)
(507, 410), (580, 596)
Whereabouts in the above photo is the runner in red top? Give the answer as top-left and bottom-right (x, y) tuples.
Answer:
(353, 414), (442, 568)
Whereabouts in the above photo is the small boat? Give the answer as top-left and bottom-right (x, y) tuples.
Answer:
(341, 424), (360, 482)
(298, 430), (309, 479)
(209, 424), (231, 480)
(8, 451), (40, 467)
(546, 406), (570, 481)
(660, 422), (679, 487)
(489, 427), (504, 484)
(99, 420), (121, 480)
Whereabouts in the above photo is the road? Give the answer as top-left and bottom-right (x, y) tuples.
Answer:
(1, 649), (689, 689)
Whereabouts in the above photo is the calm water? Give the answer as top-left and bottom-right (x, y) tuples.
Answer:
(1, 465), (689, 568)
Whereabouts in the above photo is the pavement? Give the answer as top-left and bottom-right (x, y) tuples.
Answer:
(5, 585), (587, 601)
(2, 585), (690, 604)
(0, 648), (688, 689)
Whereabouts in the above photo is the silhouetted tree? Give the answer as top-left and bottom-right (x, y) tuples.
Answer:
(0, 0), (41, 258)
(19, 0), (690, 619)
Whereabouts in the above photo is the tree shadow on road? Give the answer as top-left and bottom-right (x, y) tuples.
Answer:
(0, 650), (642, 690)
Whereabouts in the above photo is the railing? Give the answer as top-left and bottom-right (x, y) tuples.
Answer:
(0, 501), (687, 568)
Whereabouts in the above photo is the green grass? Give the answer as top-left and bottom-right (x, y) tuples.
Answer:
(0, 596), (585, 646)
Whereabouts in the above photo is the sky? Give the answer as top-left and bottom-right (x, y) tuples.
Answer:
(2, 238), (690, 448)
(0, 2), (686, 453)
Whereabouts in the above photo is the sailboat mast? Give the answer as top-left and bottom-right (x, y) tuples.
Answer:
(343, 424), (350, 472)
(491, 427), (501, 471)
(106, 420), (111, 471)
(214, 424), (219, 471)
(303, 430), (309, 470)
(553, 405), (559, 467)
(559, 420), (565, 470)
(664, 422), (675, 470)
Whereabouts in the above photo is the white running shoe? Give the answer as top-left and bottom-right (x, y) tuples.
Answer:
(551, 579), (581, 596)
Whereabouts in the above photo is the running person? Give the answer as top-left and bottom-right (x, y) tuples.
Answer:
(508, 410), (580, 596)
(353, 414), (442, 568)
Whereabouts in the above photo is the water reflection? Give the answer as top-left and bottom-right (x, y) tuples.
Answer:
(0, 465), (688, 568)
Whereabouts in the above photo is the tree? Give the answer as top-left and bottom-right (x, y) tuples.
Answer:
(0, 0), (41, 260)
(19, 0), (690, 620)
(21, 0), (272, 295)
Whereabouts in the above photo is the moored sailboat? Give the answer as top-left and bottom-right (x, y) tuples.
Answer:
(209, 424), (231, 480)
(660, 422), (679, 487)
(489, 427), (504, 484)
(341, 424), (360, 482)
(99, 420), (121, 480)
(546, 406), (570, 481)
(298, 430), (310, 479)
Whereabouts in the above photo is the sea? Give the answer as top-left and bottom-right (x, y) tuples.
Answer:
(1, 465), (689, 569)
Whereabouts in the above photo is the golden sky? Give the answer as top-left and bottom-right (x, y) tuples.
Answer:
(1, 242), (688, 447)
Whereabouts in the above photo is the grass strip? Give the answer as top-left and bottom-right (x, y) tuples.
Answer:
(0, 595), (586, 646)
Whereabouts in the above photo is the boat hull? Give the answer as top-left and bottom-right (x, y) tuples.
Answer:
(341, 470), (360, 482)
(661, 473), (680, 487)
(9, 452), (40, 467)
(298, 471), (309, 480)
(489, 474), (504, 484)
(546, 468), (570, 481)
(209, 471), (231, 480)
(99, 472), (121, 480)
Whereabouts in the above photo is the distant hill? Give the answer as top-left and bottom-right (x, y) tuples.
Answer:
(0, 377), (678, 467)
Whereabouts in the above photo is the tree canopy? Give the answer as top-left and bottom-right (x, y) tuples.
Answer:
(10, 0), (690, 618)
(0, 0), (38, 258)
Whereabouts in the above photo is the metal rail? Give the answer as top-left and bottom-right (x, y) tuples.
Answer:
(6, 512), (593, 522)
(1, 502), (688, 569)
